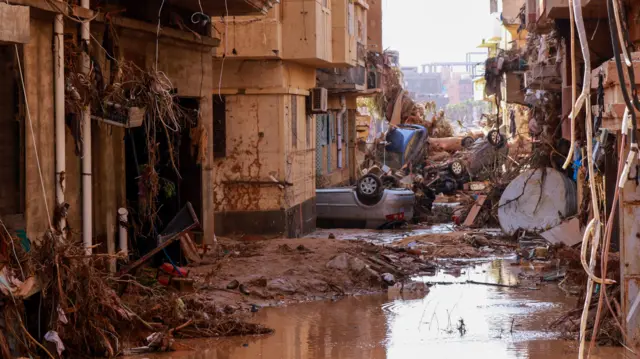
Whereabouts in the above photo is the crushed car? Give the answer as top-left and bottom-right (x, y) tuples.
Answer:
(316, 124), (426, 229)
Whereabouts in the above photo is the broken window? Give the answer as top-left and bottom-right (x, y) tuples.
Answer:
(291, 95), (298, 149)
(213, 95), (226, 158)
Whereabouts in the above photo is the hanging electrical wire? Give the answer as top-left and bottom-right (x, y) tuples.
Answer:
(563, 1), (610, 358)
(589, 0), (640, 352)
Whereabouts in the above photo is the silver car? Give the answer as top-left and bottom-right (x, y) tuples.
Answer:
(316, 185), (415, 229)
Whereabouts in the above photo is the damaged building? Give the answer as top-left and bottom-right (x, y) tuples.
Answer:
(479, 0), (640, 348)
(0, 0), (277, 258)
(211, 0), (383, 237)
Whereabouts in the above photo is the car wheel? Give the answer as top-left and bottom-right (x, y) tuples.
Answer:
(449, 160), (465, 178)
(356, 174), (383, 200)
(487, 130), (505, 148)
(461, 136), (475, 148)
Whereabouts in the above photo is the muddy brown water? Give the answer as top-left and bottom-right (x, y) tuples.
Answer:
(132, 258), (630, 359)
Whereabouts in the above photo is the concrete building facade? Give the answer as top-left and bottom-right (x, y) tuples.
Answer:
(0, 0), (274, 257)
(212, 0), (382, 237)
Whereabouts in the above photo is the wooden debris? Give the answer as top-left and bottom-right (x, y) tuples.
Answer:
(463, 195), (487, 227)
(180, 234), (202, 264)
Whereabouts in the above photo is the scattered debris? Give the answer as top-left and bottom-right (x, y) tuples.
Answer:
(540, 218), (583, 247)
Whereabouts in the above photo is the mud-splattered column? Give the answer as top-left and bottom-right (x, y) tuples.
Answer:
(620, 162), (640, 346)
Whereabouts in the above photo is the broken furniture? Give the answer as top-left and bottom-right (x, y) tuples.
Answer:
(118, 202), (200, 293)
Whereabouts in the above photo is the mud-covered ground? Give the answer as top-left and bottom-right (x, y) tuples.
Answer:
(187, 229), (515, 313)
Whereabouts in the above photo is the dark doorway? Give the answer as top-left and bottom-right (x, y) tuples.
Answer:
(124, 97), (202, 265)
(0, 45), (24, 231)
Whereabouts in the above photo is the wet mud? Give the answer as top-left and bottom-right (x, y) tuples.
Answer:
(130, 259), (630, 359)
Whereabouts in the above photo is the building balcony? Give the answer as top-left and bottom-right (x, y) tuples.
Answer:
(212, 7), (282, 59)
(282, 0), (333, 66)
(316, 66), (366, 93)
(331, 0), (357, 67)
(213, 0), (333, 65)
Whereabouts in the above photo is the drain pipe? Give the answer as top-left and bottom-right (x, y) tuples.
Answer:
(118, 208), (128, 258)
(80, 0), (93, 254)
(337, 96), (346, 168)
(54, 14), (66, 237)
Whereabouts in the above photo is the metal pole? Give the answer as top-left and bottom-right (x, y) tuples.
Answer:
(80, 0), (93, 254)
(54, 14), (66, 237)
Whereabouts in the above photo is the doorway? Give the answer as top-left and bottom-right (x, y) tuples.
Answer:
(124, 97), (202, 264)
(0, 45), (24, 231)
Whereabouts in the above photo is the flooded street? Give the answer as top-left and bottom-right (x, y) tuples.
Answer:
(135, 258), (629, 359)
(308, 223), (458, 244)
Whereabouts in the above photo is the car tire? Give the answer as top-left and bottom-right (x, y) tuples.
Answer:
(449, 160), (465, 178)
(461, 136), (475, 148)
(487, 130), (505, 148)
(356, 174), (383, 202)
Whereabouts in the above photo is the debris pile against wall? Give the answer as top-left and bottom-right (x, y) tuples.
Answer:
(64, 26), (207, 234)
(0, 229), (271, 357)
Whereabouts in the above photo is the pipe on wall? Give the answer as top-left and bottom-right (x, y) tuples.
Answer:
(81, 0), (93, 254)
(54, 14), (66, 236)
(337, 96), (347, 169)
(118, 208), (128, 258)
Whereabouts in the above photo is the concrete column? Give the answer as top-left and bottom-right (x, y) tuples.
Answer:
(620, 155), (640, 346)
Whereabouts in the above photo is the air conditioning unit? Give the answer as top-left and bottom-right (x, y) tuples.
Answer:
(310, 87), (328, 113)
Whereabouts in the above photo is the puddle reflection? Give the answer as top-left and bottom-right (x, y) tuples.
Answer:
(131, 260), (629, 359)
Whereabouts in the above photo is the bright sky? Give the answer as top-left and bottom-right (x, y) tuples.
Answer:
(382, 0), (490, 67)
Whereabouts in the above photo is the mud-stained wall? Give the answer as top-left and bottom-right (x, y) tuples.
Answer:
(21, 16), (215, 244)
(24, 16), (55, 241)
(212, 59), (318, 215)
(86, 25), (216, 245)
(213, 94), (285, 212)
(213, 59), (315, 90)
(367, 0), (382, 52)
(212, 5), (282, 59)
(283, 95), (316, 208)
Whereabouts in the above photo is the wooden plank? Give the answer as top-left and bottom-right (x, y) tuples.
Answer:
(540, 218), (583, 246)
(117, 235), (181, 276)
(180, 234), (201, 264)
(463, 195), (487, 227)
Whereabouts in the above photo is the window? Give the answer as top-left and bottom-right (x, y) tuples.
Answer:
(291, 95), (298, 149)
(213, 95), (226, 158)
(344, 112), (349, 168)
